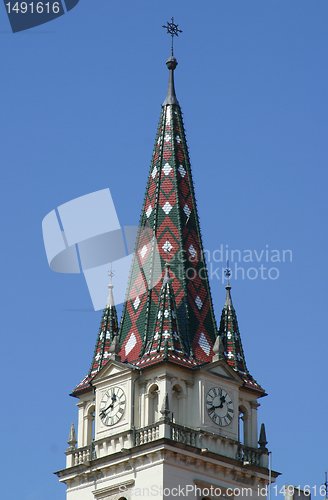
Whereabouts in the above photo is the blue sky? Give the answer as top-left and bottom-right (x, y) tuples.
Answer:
(1, 1), (327, 498)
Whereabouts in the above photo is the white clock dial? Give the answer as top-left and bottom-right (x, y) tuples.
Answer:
(206, 387), (234, 426)
(99, 386), (126, 426)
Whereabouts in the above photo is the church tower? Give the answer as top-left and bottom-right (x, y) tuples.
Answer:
(56, 22), (279, 499)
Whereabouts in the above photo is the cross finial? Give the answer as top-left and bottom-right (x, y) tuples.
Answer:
(162, 17), (182, 56)
(108, 262), (114, 286)
(224, 260), (231, 287)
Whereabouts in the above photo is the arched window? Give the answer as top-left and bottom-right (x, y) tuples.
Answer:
(238, 404), (248, 445)
(148, 384), (159, 424)
(85, 404), (95, 445)
(171, 384), (182, 423)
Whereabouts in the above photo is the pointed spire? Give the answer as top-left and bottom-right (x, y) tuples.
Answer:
(119, 41), (218, 365)
(141, 262), (186, 363)
(218, 280), (265, 395)
(71, 272), (120, 395)
(212, 335), (225, 362)
(258, 423), (268, 452)
(66, 423), (77, 452)
(160, 392), (170, 420)
(106, 263), (115, 307)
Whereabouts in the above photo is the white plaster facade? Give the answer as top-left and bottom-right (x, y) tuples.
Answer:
(57, 357), (277, 498)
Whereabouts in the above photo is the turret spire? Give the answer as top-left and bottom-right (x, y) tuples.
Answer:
(218, 280), (265, 395)
(71, 271), (119, 395)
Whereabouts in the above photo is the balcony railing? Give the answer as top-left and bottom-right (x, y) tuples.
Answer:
(73, 444), (96, 466)
(170, 422), (196, 446)
(236, 443), (262, 466)
(135, 424), (159, 445)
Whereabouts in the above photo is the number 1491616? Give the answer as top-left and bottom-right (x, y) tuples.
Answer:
(273, 485), (327, 496)
(6, 2), (60, 13)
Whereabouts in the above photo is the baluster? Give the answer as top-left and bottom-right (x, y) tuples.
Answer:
(152, 426), (156, 441)
(74, 453), (78, 466)
(156, 426), (159, 439)
(186, 432), (190, 445)
(191, 433), (195, 446)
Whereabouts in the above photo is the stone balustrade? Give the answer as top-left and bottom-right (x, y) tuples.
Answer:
(170, 422), (196, 446)
(135, 423), (160, 445)
(73, 444), (95, 466)
(66, 424), (267, 470)
(236, 443), (262, 466)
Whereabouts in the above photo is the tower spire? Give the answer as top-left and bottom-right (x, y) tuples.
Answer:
(119, 27), (218, 366)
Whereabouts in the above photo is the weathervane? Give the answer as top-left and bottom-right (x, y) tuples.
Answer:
(162, 17), (182, 56)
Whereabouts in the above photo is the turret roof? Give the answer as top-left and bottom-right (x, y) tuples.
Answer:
(218, 283), (265, 395)
(72, 282), (119, 396)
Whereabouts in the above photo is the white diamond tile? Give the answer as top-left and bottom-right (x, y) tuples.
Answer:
(178, 165), (186, 177)
(125, 333), (137, 356)
(189, 244), (197, 259)
(183, 204), (191, 217)
(198, 332), (210, 356)
(195, 296), (203, 310)
(162, 201), (172, 215)
(164, 134), (171, 143)
(162, 240), (173, 253)
(146, 205), (152, 218)
(175, 135), (181, 143)
(134, 296), (140, 310)
(151, 166), (157, 178)
(164, 309), (169, 318)
(163, 163), (172, 175)
(140, 245), (148, 259)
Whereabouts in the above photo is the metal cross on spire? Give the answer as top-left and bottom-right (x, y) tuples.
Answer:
(162, 17), (182, 56)
(224, 260), (231, 286)
(108, 262), (114, 286)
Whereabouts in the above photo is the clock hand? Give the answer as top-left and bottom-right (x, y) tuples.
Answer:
(100, 394), (117, 415)
(217, 395), (226, 408)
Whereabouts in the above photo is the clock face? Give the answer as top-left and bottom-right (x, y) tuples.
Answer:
(206, 387), (234, 427)
(99, 386), (126, 426)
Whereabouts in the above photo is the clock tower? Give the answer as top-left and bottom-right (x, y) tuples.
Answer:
(56, 24), (279, 499)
